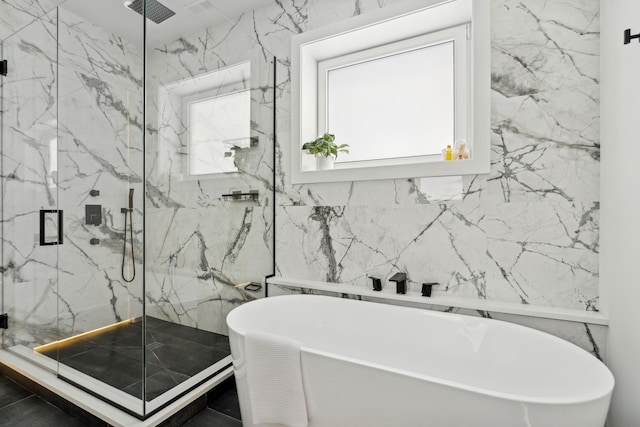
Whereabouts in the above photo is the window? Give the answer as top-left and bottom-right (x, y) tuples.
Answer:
(187, 89), (251, 175)
(157, 61), (252, 180)
(290, 0), (490, 184)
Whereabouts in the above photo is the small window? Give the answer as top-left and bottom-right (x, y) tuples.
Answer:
(158, 61), (251, 180)
(187, 89), (251, 175)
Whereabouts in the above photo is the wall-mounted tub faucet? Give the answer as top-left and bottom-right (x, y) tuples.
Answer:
(389, 272), (407, 294)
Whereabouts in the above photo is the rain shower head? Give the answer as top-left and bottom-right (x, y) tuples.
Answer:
(124, 0), (176, 24)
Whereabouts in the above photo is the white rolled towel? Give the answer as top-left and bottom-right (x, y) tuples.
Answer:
(244, 332), (309, 427)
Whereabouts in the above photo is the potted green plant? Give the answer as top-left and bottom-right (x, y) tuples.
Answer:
(301, 133), (349, 170)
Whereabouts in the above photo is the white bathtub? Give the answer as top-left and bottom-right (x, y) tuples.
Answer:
(227, 294), (613, 427)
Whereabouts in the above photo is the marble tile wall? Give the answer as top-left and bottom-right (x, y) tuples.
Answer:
(56, 7), (145, 337)
(0, 0), (274, 344)
(0, 0), (65, 41)
(265, 0), (600, 312)
(1, 9), (60, 347)
(1, 5), (145, 347)
(1, 0), (603, 354)
(252, 0), (602, 353)
(144, 13), (275, 333)
(144, 0), (602, 350)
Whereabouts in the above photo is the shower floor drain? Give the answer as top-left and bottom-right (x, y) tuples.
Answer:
(146, 342), (164, 351)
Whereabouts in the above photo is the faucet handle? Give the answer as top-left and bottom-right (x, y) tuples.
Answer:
(368, 276), (382, 291)
(389, 272), (407, 294)
(421, 282), (440, 297)
(389, 272), (406, 282)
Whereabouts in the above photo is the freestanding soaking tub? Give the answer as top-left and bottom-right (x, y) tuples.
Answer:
(227, 294), (614, 427)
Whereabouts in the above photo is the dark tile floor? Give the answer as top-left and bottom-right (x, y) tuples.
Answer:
(0, 375), (84, 427)
(183, 408), (242, 427)
(37, 316), (231, 401)
(184, 377), (242, 427)
(0, 372), (242, 427)
(207, 375), (242, 420)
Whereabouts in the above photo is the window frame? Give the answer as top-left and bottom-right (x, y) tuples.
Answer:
(316, 25), (468, 169)
(290, 0), (490, 184)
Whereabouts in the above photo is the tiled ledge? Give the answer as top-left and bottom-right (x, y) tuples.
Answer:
(266, 277), (609, 326)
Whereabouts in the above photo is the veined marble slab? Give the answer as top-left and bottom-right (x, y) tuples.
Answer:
(265, 0), (600, 311)
(0, 0), (64, 41)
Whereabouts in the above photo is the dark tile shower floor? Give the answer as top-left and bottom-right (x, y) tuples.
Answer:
(37, 317), (231, 401)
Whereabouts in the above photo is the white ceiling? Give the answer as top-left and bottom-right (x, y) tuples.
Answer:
(62, 0), (272, 47)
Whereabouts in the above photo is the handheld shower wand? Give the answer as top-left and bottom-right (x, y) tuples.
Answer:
(122, 188), (136, 283)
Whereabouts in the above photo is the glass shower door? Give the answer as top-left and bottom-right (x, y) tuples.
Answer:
(1, 0), (275, 418)
(44, 1), (146, 415)
(1, 1), (146, 416)
(1, 9), (61, 357)
(52, 1), (146, 414)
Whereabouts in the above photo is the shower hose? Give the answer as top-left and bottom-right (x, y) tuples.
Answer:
(122, 188), (135, 283)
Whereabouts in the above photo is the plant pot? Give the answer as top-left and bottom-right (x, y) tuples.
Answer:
(317, 156), (335, 170)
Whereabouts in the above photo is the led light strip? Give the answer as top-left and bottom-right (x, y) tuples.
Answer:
(34, 318), (137, 353)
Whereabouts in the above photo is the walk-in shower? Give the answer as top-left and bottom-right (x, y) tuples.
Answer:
(0, 0), (275, 418)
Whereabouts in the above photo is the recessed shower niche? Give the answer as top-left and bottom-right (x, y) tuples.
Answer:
(0, 0), (275, 417)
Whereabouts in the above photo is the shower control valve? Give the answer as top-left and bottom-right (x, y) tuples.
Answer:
(85, 205), (102, 226)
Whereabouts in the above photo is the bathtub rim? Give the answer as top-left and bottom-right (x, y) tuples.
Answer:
(302, 346), (612, 407)
(227, 294), (614, 406)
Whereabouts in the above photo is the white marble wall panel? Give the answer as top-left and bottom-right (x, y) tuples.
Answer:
(276, 199), (598, 310)
(0, 0), (65, 41)
(144, 204), (272, 331)
(482, 200), (599, 309)
(1, 5), (145, 347)
(145, 267), (261, 336)
(56, 7), (145, 338)
(145, 8), (276, 333)
(146, 206), (272, 282)
(1, 0), (602, 355)
(263, 0), (601, 312)
(2, 10), (60, 348)
(146, 32), (274, 210)
(254, 0), (603, 358)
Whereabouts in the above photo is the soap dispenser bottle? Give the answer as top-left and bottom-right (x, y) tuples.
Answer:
(445, 145), (453, 161)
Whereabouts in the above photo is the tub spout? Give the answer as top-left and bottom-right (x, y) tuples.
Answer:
(389, 272), (407, 294)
